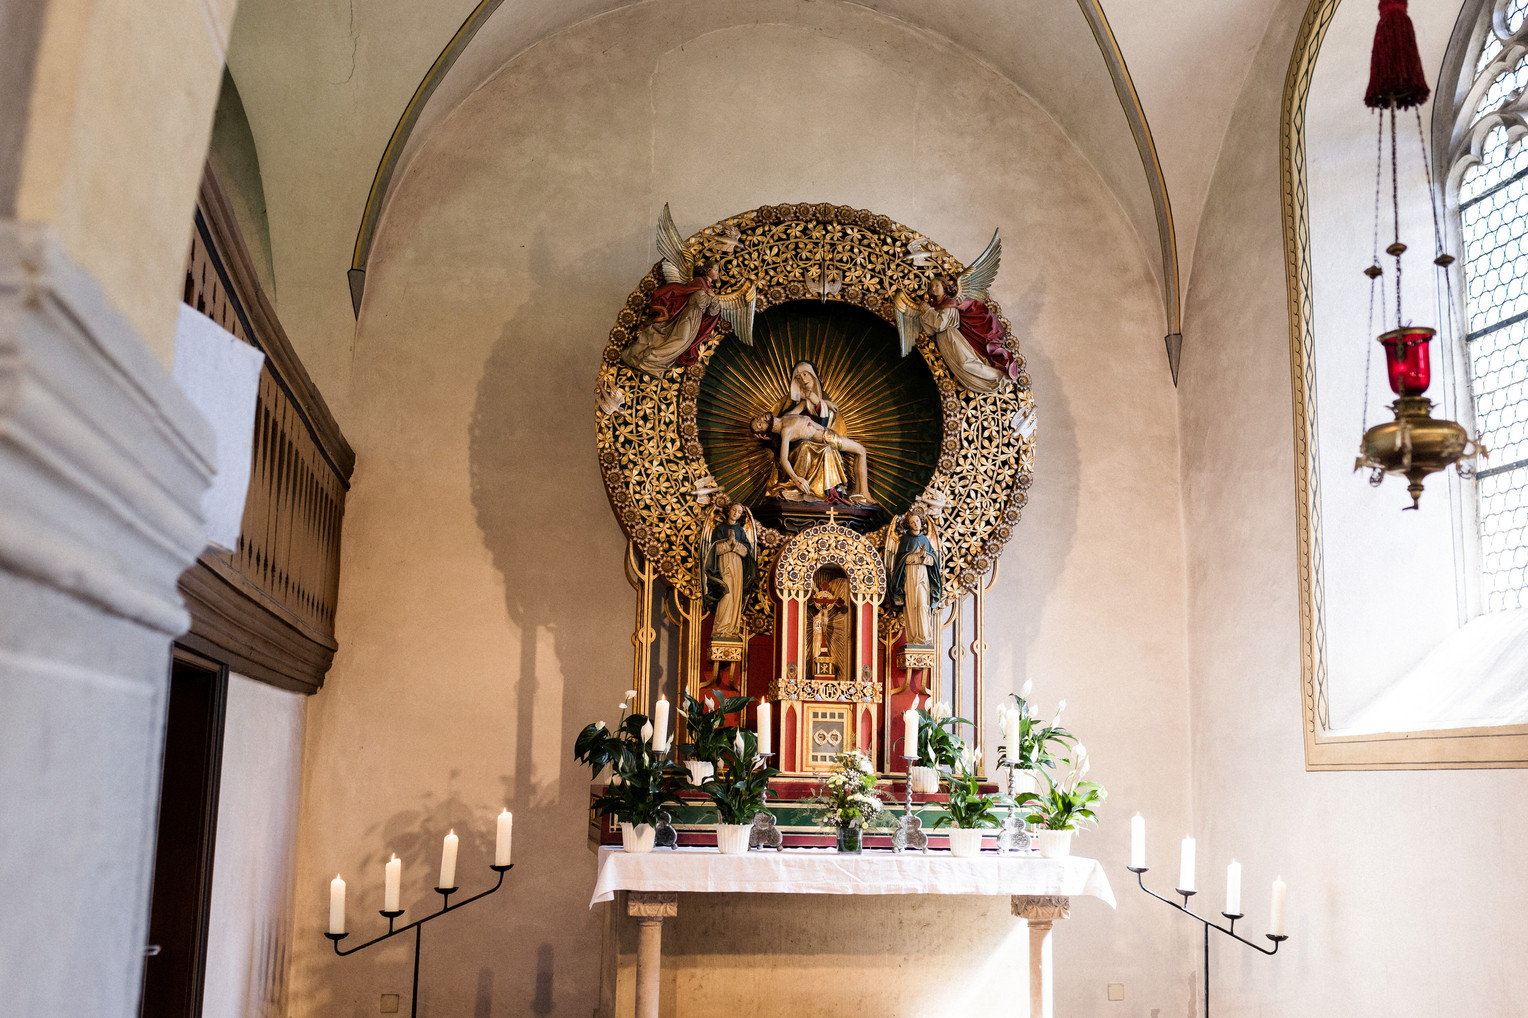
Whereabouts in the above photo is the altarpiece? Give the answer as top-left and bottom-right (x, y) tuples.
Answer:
(595, 202), (1035, 832)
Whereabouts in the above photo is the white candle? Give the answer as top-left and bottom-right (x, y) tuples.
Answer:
(384, 854), (401, 912)
(903, 707), (920, 761)
(329, 874), (346, 934)
(1130, 813), (1145, 869)
(495, 809), (513, 866)
(1226, 860), (1242, 915)
(652, 694), (669, 752)
(1270, 876), (1287, 936)
(756, 701), (772, 756)
(439, 830), (459, 890)
(1179, 837), (1196, 892)
(1004, 706), (1022, 741)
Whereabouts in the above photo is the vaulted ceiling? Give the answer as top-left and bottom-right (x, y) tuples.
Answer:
(224, 0), (1283, 395)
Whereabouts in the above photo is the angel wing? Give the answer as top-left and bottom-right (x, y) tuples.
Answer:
(698, 506), (719, 590)
(882, 516), (903, 579)
(656, 203), (690, 284)
(715, 282), (758, 347)
(924, 514), (942, 558)
(892, 289), (924, 357)
(954, 228), (1001, 303)
(740, 507), (760, 561)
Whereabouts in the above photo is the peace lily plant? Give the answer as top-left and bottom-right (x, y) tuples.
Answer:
(677, 691), (750, 785)
(907, 697), (970, 793)
(573, 690), (686, 853)
(932, 746), (1001, 857)
(697, 722), (781, 854)
(1024, 743), (1106, 858)
(996, 679), (1076, 797)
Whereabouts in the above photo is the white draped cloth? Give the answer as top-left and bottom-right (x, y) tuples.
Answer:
(590, 845), (1116, 907)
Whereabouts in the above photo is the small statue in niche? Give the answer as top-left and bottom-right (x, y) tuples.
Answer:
(700, 500), (758, 643)
(808, 582), (847, 677)
(884, 510), (943, 647)
(621, 205), (758, 378)
(892, 230), (1021, 393)
(749, 360), (876, 506)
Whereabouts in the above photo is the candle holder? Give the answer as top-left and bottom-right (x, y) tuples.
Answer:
(326, 864), (513, 1018)
(1128, 867), (1283, 1018)
(748, 751), (783, 851)
(892, 753), (929, 853)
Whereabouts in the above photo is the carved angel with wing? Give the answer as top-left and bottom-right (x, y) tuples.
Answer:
(884, 510), (943, 648)
(700, 500), (759, 642)
(892, 230), (1021, 393)
(620, 205), (758, 378)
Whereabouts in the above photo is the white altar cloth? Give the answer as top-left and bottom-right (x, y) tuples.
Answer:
(590, 845), (1117, 907)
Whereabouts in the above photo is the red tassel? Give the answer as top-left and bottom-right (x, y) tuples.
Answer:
(1365, 0), (1431, 109)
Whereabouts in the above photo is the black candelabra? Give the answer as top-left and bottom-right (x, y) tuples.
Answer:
(324, 863), (513, 1018)
(1127, 865), (1286, 1018)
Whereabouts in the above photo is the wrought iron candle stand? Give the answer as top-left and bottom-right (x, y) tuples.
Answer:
(324, 863), (513, 1018)
(1127, 866), (1286, 1018)
(892, 752), (928, 853)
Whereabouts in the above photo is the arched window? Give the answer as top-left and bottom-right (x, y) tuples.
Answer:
(1447, 0), (1528, 614)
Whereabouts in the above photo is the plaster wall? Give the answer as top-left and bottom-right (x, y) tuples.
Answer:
(204, 674), (306, 1018)
(11, 0), (235, 367)
(1178, 0), (1528, 1014)
(288, 4), (1195, 1016)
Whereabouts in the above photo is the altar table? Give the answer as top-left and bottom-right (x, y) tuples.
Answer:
(591, 846), (1116, 1018)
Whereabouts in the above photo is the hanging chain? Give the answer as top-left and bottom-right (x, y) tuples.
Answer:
(1363, 110), (1385, 434)
(1415, 107), (1464, 353)
(1392, 106), (1404, 330)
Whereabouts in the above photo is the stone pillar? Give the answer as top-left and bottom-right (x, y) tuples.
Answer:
(627, 891), (677, 1018)
(1012, 895), (1071, 1018)
(0, 223), (214, 1018)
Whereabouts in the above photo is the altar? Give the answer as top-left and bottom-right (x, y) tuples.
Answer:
(591, 847), (1115, 1018)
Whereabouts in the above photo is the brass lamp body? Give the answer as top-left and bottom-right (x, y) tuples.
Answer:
(1357, 396), (1470, 509)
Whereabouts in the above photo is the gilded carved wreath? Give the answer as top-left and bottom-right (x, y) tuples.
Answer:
(595, 203), (1036, 635)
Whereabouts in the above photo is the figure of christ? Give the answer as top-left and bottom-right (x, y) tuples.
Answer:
(751, 411), (876, 506)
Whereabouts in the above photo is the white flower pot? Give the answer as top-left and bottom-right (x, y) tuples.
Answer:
(947, 828), (987, 857)
(715, 823), (752, 854)
(1036, 829), (1074, 858)
(621, 822), (656, 853)
(908, 765), (940, 794)
(684, 760), (715, 785)
(1008, 771), (1039, 798)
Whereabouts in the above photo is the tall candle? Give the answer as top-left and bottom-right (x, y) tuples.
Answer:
(1003, 706), (1022, 741)
(1270, 876), (1287, 936)
(495, 809), (513, 866)
(329, 874), (346, 934)
(1226, 860), (1242, 915)
(652, 694), (669, 752)
(439, 830), (459, 889)
(384, 854), (401, 912)
(1130, 813), (1145, 869)
(903, 707), (920, 761)
(1178, 837), (1196, 892)
(756, 701), (772, 756)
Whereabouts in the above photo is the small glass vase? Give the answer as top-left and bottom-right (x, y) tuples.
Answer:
(836, 827), (863, 853)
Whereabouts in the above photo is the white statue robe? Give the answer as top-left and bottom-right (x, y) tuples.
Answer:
(919, 305), (1007, 393)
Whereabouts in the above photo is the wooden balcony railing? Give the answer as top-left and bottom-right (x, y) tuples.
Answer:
(177, 163), (355, 693)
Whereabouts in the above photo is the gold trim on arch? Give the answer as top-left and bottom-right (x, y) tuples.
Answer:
(1280, 0), (1528, 769)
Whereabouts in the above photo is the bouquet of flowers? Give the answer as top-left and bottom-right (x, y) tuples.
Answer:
(811, 750), (891, 830)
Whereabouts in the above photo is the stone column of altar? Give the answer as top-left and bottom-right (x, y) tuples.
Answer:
(628, 891), (678, 1018)
(1011, 895), (1071, 1018)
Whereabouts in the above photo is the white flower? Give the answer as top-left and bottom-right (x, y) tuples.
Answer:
(973, 746), (983, 765)
(625, 690), (637, 701)
(734, 732), (745, 756)
(1075, 743), (1087, 759)
(610, 772), (622, 787)
(1081, 757), (1092, 776)
(595, 720), (606, 731)
(1020, 678), (1033, 700)
(641, 721), (654, 744)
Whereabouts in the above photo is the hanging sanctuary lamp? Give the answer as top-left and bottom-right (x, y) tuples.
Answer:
(1353, 0), (1483, 508)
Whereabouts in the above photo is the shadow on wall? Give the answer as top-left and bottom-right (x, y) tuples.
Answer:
(990, 276), (1076, 683)
(463, 228), (633, 1015)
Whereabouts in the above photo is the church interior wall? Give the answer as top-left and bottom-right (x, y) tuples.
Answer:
(282, 5), (1197, 1016)
(1179, 0), (1528, 1013)
(203, 674), (305, 1018)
